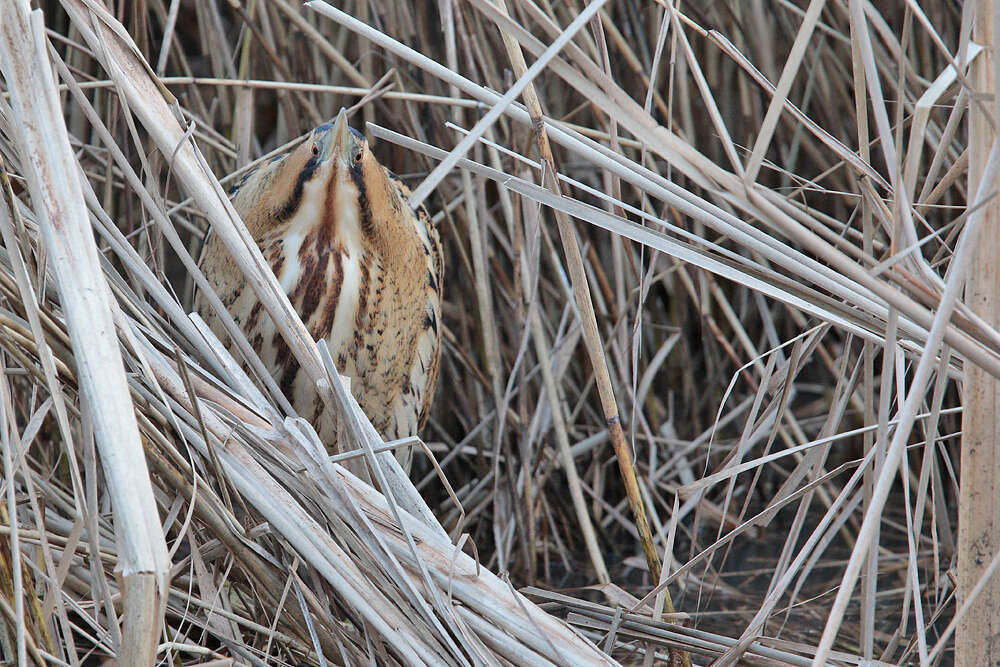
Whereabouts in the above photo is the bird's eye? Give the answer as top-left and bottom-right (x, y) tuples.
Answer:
(354, 151), (363, 163)
(312, 145), (320, 157)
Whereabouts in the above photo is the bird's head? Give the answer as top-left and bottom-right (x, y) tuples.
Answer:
(310, 109), (368, 170)
(230, 110), (415, 250)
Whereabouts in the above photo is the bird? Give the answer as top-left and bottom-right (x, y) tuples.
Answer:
(195, 110), (443, 470)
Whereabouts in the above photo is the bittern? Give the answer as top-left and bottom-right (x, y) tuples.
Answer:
(196, 111), (443, 468)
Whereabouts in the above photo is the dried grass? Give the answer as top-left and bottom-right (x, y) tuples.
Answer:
(0, 0), (985, 665)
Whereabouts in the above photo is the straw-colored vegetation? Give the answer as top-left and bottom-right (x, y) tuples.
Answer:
(0, 0), (989, 664)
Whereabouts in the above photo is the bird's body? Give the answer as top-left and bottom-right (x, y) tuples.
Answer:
(196, 114), (443, 458)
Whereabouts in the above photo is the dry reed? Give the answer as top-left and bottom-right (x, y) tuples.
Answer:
(0, 0), (986, 665)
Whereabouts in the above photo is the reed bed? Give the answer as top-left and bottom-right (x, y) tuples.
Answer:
(0, 0), (986, 664)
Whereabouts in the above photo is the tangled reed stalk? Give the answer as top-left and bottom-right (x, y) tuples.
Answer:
(0, 0), (988, 665)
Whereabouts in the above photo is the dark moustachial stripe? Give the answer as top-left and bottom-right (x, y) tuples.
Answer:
(275, 154), (321, 222)
(350, 167), (376, 238)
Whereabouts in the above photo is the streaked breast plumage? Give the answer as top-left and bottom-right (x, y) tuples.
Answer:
(195, 111), (443, 463)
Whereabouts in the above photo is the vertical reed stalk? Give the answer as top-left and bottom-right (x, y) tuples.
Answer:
(958, 0), (1000, 662)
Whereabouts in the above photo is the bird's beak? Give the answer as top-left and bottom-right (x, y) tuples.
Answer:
(326, 108), (353, 165)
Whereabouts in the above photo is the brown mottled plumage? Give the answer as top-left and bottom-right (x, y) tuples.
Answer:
(196, 112), (443, 464)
